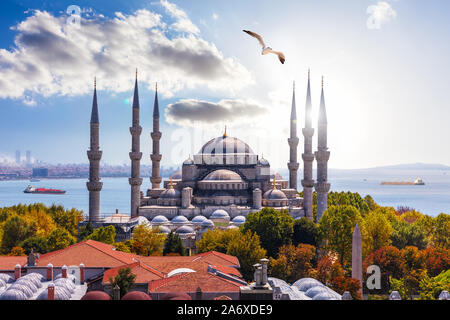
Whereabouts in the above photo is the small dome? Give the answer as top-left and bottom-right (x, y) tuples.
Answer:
(0, 279), (6, 288)
(122, 291), (152, 300)
(292, 278), (322, 292)
(37, 286), (72, 300)
(270, 172), (283, 180)
(171, 215), (189, 224)
(160, 188), (181, 199)
(231, 215), (246, 225)
(201, 219), (214, 228)
(204, 170), (242, 181)
(175, 226), (195, 234)
(305, 285), (329, 298)
(0, 289), (28, 300)
(9, 283), (34, 297)
(167, 268), (196, 277)
(192, 215), (207, 224)
(81, 291), (112, 300)
(312, 291), (340, 300)
(152, 215), (169, 224)
(14, 279), (39, 293)
(183, 157), (194, 165)
(211, 209), (230, 219)
(161, 292), (192, 300)
(0, 274), (13, 283)
(156, 225), (171, 234)
(263, 189), (287, 200)
(258, 157), (270, 166)
(227, 225), (238, 230)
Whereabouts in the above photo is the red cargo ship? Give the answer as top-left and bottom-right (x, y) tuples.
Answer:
(23, 185), (66, 194)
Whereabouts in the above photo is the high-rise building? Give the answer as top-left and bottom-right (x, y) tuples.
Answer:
(15, 150), (21, 164)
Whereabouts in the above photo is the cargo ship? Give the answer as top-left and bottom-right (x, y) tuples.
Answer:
(23, 185), (66, 194)
(381, 178), (425, 186)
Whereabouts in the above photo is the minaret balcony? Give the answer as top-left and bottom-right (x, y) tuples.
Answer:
(302, 153), (315, 162)
(302, 128), (314, 137)
(150, 154), (162, 162)
(129, 126), (142, 135)
(301, 179), (315, 188)
(314, 182), (330, 193)
(287, 162), (299, 170)
(288, 137), (299, 146)
(129, 177), (143, 186)
(129, 152), (143, 161)
(86, 181), (103, 191)
(151, 131), (161, 140)
(87, 150), (102, 160)
(314, 150), (330, 162)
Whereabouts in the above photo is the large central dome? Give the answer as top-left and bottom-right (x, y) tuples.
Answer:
(198, 135), (255, 156)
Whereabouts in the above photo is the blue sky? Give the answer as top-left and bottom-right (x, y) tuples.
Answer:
(1, 0), (450, 169)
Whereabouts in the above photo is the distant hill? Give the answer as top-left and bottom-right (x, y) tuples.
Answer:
(350, 163), (450, 171)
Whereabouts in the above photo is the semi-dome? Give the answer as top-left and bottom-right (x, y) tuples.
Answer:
(263, 189), (287, 200)
(204, 170), (242, 181)
(231, 215), (246, 225)
(152, 215), (169, 224)
(192, 215), (207, 224)
(198, 136), (254, 156)
(81, 291), (112, 300)
(171, 215), (189, 224)
(122, 291), (152, 300)
(175, 226), (195, 234)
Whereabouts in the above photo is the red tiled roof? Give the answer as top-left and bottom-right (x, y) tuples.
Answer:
(36, 240), (137, 267)
(193, 251), (240, 267)
(102, 261), (164, 284)
(209, 264), (242, 278)
(0, 256), (27, 269)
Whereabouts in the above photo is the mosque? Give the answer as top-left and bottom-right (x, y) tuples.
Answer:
(81, 70), (330, 243)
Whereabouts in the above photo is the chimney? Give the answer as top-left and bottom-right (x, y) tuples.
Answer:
(113, 284), (120, 300)
(260, 258), (269, 285)
(195, 286), (202, 300)
(48, 283), (55, 300)
(14, 264), (21, 280)
(62, 265), (68, 278)
(46, 263), (53, 281)
(80, 263), (85, 283)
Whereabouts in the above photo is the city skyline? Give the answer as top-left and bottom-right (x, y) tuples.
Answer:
(1, 0), (450, 169)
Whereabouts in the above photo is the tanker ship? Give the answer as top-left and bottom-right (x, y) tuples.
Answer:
(381, 178), (425, 186)
(23, 185), (66, 194)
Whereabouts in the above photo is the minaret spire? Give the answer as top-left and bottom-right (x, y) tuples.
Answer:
(129, 71), (143, 217)
(150, 82), (162, 189)
(87, 78), (103, 222)
(301, 70), (315, 220)
(287, 80), (299, 190)
(315, 75), (330, 223)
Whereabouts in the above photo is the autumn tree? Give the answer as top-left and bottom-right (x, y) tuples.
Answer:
(226, 230), (267, 281)
(319, 205), (362, 265)
(196, 228), (240, 254)
(430, 213), (450, 249)
(315, 255), (345, 286)
(419, 247), (450, 277)
(47, 228), (75, 251)
(242, 207), (294, 257)
(9, 246), (26, 256)
(0, 215), (34, 254)
(87, 225), (116, 245)
(269, 244), (316, 283)
(131, 225), (166, 256)
(330, 276), (362, 300)
(362, 208), (393, 255)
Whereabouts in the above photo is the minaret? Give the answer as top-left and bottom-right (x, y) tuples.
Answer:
(314, 76), (331, 223)
(287, 81), (299, 190)
(129, 70), (143, 217)
(150, 83), (162, 189)
(301, 70), (315, 220)
(86, 78), (103, 222)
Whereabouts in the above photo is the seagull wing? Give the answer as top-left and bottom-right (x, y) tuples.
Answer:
(266, 49), (285, 64)
(243, 30), (265, 48)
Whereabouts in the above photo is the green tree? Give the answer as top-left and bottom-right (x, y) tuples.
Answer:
(20, 236), (49, 254)
(78, 221), (94, 241)
(0, 215), (35, 254)
(292, 217), (319, 247)
(319, 205), (362, 265)
(419, 269), (450, 300)
(196, 228), (240, 254)
(87, 225), (116, 244)
(114, 242), (131, 253)
(390, 220), (428, 250)
(226, 230), (267, 281)
(131, 225), (166, 256)
(47, 228), (75, 251)
(163, 232), (185, 256)
(47, 205), (83, 237)
(109, 267), (136, 298)
(362, 208), (393, 255)
(430, 213), (450, 249)
(242, 208), (294, 257)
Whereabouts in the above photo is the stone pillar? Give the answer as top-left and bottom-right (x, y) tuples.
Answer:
(87, 79), (103, 222)
(181, 187), (192, 209)
(14, 264), (21, 280)
(48, 283), (55, 300)
(352, 224), (362, 299)
(79, 263), (85, 284)
(129, 73), (143, 217)
(46, 263), (53, 281)
(252, 188), (262, 210)
(62, 265), (68, 278)
(150, 84), (162, 189)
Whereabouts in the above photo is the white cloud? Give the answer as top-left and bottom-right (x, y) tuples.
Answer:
(366, 1), (397, 30)
(0, 3), (252, 101)
(212, 13), (219, 20)
(160, 0), (199, 34)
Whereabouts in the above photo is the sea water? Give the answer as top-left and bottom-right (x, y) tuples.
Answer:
(0, 169), (448, 216)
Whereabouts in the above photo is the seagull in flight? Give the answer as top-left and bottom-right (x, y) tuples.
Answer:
(243, 30), (285, 64)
